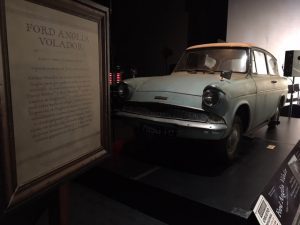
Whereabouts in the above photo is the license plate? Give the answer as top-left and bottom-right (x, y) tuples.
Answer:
(140, 124), (176, 137)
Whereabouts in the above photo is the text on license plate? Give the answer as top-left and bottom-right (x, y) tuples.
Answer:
(141, 124), (176, 137)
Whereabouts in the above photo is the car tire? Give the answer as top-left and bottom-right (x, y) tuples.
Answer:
(219, 116), (242, 162)
(268, 105), (280, 128)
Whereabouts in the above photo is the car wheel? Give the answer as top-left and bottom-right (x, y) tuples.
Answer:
(219, 116), (242, 161)
(268, 105), (280, 128)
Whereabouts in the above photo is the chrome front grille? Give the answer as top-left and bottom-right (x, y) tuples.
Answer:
(122, 102), (209, 122)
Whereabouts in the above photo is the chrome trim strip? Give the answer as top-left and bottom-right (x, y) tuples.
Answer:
(127, 101), (204, 112)
(116, 112), (227, 130)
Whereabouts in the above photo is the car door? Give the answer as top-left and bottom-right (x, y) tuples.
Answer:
(266, 53), (284, 108)
(251, 49), (275, 127)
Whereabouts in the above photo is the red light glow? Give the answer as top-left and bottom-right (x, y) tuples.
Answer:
(109, 72), (112, 85)
(116, 72), (121, 83)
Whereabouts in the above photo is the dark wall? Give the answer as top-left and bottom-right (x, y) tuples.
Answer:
(186, 0), (228, 46)
(94, 0), (228, 76)
(110, 0), (188, 76)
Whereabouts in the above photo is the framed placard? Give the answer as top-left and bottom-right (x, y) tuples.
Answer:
(0, 0), (110, 210)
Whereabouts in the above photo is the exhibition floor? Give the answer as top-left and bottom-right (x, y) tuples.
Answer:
(76, 116), (300, 225)
(35, 183), (167, 225)
(2, 116), (300, 225)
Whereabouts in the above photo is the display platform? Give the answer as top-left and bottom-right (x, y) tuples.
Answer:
(77, 116), (300, 225)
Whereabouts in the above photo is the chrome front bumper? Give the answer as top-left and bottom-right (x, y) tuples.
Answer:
(116, 111), (228, 140)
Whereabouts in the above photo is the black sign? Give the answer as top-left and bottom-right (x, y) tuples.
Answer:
(254, 141), (300, 225)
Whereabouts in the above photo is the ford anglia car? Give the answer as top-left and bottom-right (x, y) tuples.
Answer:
(115, 43), (288, 161)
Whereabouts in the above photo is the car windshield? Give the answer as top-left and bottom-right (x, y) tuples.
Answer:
(174, 48), (248, 73)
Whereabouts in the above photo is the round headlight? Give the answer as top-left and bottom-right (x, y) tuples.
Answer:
(117, 82), (130, 99)
(203, 89), (220, 107)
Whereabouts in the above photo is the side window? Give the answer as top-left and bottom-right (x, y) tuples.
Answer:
(254, 51), (267, 74)
(266, 54), (278, 75)
(252, 52), (257, 73)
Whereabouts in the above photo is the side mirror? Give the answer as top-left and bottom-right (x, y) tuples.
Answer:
(220, 71), (232, 80)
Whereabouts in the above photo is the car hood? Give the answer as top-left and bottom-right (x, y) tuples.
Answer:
(132, 72), (223, 96)
(124, 72), (237, 110)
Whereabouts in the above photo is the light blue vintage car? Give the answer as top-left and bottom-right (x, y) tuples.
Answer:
(115, 43), (288, 161)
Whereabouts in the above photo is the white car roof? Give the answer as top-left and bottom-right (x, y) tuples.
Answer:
(187, 42), (256, 50)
